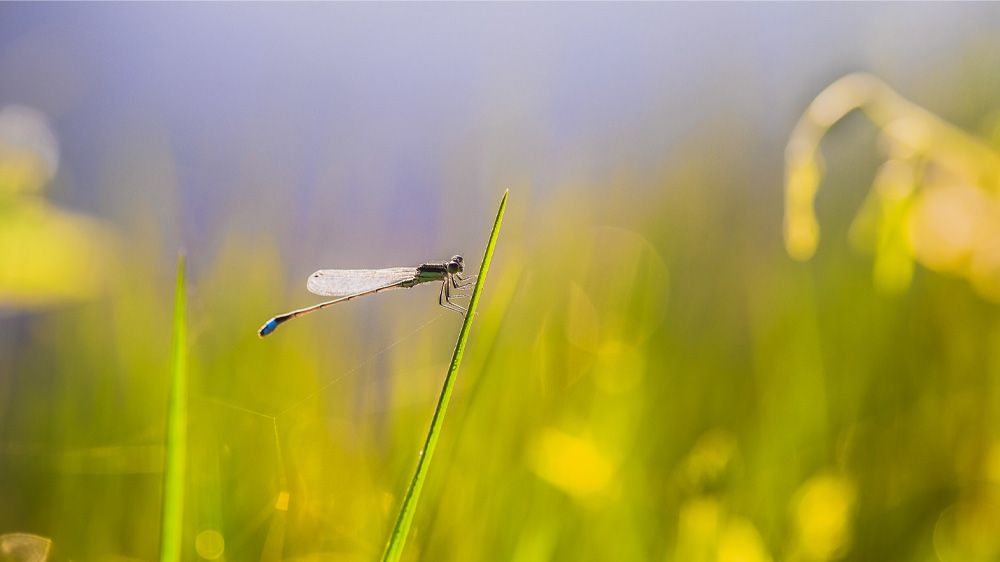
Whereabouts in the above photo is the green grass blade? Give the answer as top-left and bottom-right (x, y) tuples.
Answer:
(380, 190), (508, 562)
(159, 253), (188, 562)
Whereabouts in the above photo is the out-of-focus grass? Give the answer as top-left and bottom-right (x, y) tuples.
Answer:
(2, 83), (1000, 562)
(159, 253), (188, 562)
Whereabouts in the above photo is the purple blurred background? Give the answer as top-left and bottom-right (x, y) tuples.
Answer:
(4, 3), (998, 276)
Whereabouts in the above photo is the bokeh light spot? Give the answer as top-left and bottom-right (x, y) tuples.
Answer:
(934, 497), (1000, 562)
(195, 529), (225, 560)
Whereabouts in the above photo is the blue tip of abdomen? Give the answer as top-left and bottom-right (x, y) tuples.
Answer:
(259, 319), (278, 338)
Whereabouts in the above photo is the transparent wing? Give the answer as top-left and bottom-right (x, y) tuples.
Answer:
(306, 267), (419, 297)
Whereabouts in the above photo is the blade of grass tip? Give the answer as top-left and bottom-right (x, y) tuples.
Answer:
(160, 253), (188, 562)
(380, 189), (508, 562)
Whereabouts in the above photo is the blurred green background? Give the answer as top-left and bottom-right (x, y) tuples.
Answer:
(3, 4), (1000, 561)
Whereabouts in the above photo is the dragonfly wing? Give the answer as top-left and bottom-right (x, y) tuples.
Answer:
(306, 267), (419, 297)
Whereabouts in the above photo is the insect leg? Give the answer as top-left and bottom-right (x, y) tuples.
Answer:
(439, 279), (467, 314)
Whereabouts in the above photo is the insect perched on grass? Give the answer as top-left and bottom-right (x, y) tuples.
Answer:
(258, 255), (476, 337)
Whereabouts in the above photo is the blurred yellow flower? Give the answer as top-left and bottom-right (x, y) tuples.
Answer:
(0, 199), (111, 307)
(718, 517), (773, 562)
(676, 497), (722, 560)
(675, 498), (773, 562)
(528, 428), (614, 497)
(792, 473), (855, 560)
(0, 104), (111, 308)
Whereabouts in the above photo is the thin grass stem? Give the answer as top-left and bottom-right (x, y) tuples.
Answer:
(380, 190), (508, 562)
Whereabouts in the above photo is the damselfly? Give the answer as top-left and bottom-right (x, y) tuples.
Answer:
(258, 255), (475, 337)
